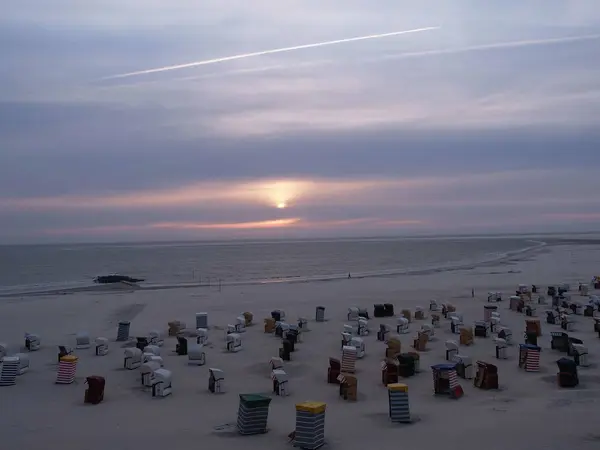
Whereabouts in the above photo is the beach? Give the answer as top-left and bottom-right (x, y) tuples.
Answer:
(1, 242), (600, 450)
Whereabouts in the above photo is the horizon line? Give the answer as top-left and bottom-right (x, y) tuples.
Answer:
(2, 229), (600, 247)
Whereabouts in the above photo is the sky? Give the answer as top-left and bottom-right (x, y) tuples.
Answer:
(1, 0), (600, 243)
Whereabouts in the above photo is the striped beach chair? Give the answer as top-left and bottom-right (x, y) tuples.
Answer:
(341, 346), (357, 373)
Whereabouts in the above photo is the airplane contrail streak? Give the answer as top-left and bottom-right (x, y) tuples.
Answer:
(378, 33), (600, 62)
(103, 26), (440, 80)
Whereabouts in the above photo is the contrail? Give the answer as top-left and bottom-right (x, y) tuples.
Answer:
(102, 26), (439, 80)
(378, 33), (600, 63)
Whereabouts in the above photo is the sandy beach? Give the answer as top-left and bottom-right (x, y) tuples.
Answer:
(2, 242), (600, 450)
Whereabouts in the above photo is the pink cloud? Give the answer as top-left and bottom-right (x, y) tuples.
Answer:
(42, 216), (425, 236)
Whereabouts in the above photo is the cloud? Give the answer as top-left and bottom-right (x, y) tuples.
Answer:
(2, 168), (600, 242)
(2, 1), (600, 242)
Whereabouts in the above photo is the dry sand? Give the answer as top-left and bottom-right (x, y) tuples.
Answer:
(1, 243), (600, 450)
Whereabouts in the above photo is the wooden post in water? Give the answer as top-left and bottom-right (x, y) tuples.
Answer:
(219, 279), (222, 292)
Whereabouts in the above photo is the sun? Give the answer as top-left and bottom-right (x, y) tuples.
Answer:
(276, 202), (287, 209)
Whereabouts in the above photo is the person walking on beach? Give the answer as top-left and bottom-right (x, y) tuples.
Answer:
(348, 273), (352, 279)
(471, 288), (474, 298)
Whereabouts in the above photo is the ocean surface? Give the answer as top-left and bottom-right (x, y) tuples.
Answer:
(0, 236), (550, 296)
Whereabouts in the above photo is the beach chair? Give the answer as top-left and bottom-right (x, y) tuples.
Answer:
(497, 327), (513, 345)
(141, 361), (160, 387)
(315, 306), (326, 322)
(386, 337), (401, 358)
(57, 345), (73, 363)
(384, 303), (395, 316)
(358, 308), (369, 320)
(234, 316), (246, 333)
(450, 316), (463, 334)
(474, 321), (489, 338)
(571, 343), (589, 367)
(167, 320), (185, 336)
(377, 324), (390, 342)
(421, 323), (435, 339)
(136, 337), (149, 352)
(567, 337), (584, 357)
(350, 337), (366, 358)
(297, 317), (308, 331)
(124, 348), (142, 370)
(176, 336), (188, 356)
(287, 325), (300, 344)
(328, 358), (341, 384)
(188, 344), (206, 365)
(343, 323), (356, 336)
(398, 353), (417, 378)
(526, 318), (542, 336)
(208, 368), (224, 393)
(226, 333), (242, 352)
(556, 358), (578, 387)
(374, 304), (386, 317)
(84, 376), (105, 404)
(270, 356), (284, 371)
(494, 338), (508, 359)
(561, 314), (574, 331)
(445, 340), (459, 361)
(551, 332), (569, 353)
(272, 369), (289, 396)
(459, 327), (474, 346)
(0, 357), (19, 386)
(271, 309), (284, 321)
(195, 312), (208, 329)
(16, 353), (29, 375)
(474, 361), (498, 390)
(357, 318), (369, 336)
(279, 339), (293, 361)
(414, 306), (425, 320)
(148, 330), (164, 347)
(24, 333), (41, 351)
(432, 364), (463, 398)
(397, 317), (409, 334)
(196, 328), (208, 345)
(94, 337), (108, 356)
(484, 305), (498, 322)
(452, 354), (474, 379)
(75, 332), (90, 349)
(117, 321), (131, 341)
(524, 331), (538, 346)
(341, 346), (357, 373)
(381, 358), (400, 386)
(56, 355), (78, 384)
(151, 368), (172, 397)
(490, 313), (501, 333)
(264, 318), (276, 333)
(518, 344), (540, 372)
(413, 331), (428, 352)
(338, 373), (358, 401)
(341, 332), (352, 349)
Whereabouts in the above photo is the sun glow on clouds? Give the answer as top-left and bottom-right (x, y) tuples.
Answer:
(43, 217), (424, 236)
(0, 178), (407, 211)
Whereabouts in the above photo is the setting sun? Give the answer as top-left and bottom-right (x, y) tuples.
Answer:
(277, 202), (287, 209)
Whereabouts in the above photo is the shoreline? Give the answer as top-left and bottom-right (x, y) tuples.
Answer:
(0, 239), (548, 299)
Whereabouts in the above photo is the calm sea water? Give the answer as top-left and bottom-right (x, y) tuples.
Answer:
(0, 237), (543, 295)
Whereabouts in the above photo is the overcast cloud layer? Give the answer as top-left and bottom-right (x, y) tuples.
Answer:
(1, 1), (600, 243)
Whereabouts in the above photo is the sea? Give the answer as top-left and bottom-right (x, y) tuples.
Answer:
(0, 235), (561, 297)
